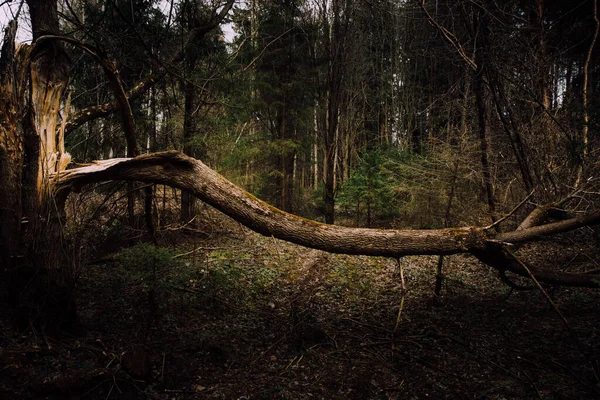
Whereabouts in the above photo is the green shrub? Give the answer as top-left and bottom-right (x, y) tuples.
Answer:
(119, 243), (180, 278)
(337, 148), (403, 227)
(338, 146), (466, 228)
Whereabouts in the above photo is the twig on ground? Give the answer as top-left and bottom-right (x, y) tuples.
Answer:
(505, 250), (587, 354)
(513, 358), (543, 399)
(394, 258), (407, 332)
(342, 318), (393, 334)
(158, 216), (198, 231)
(249, 328), (292, 366)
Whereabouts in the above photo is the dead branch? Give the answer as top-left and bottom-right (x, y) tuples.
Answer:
(485, 190), (535, 231)
(62, 0), (235, 135)
(420, 0), (477, 71)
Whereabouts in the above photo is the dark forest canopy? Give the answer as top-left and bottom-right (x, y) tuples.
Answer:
(1, 0), (600, 333)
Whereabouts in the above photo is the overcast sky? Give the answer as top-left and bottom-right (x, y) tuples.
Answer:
(0, 2), (33, 43)
(0, 0), (236, 45)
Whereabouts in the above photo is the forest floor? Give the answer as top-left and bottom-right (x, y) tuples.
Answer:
(1, 207), (600, 399)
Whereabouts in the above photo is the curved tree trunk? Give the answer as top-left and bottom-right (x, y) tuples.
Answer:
(57, 152), (488, 256)
(56, 151), (600, 288)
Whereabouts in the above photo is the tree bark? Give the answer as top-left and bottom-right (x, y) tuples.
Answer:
(0, 3), (76, 332)
(0, 21), (23, 266)
(57, 152), (488, 256)
(575, 0), (599, 187)
(55, 151), (600, 288)
(473, 6), (496, 223)
(181, 80), (197, 222)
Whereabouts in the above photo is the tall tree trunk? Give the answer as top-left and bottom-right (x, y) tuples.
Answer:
(313, 104), (319, 190)
(181, 80), (197, 223)
(473, 7), (496, 223)
(0, 21), (22, 270)
(576, 0), (599, 187)
(434, 78), (469, 301)
(324, 130), (337, 224)
(488, 71), (534, 193)
(323, 0), (344, 225)
(278, 91), (295, 213)
(0, 2), (76, 332)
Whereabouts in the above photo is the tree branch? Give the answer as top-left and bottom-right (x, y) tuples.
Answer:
(62, 0), (235, 135)
(39, 35), (138, 156)
(420, 0), (477, 71)
(500, 212), (600, 243)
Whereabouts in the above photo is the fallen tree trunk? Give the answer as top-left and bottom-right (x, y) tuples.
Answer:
(55, 152), (489, 257)
(55, 151), (600, 288)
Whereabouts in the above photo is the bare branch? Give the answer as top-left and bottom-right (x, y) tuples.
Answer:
(63, 0), (235, 135)
(499, 212), (600, 244)
(420, 0), (477, 71)
(39, 35), (138, 156)
(484, 189), (535, 231)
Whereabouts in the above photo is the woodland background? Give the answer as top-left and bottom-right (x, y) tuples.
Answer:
(1, 0), (600, 398)
(22, 0), (599, 228)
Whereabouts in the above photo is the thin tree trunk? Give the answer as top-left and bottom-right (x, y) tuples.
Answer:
(434, 77), (469, 300)
(434, 158), (460, 299)
(473, 9), (496, 223)
(313, 104), (319, 190)
(575, 0), (599, 187)
(324, 145), (336, 224)
(488, 72), (534, 193)
(181, 80), (197, 223)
